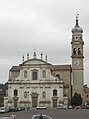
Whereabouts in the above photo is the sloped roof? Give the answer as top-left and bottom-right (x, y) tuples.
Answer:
(52, 65), (71, 71)
(10, 58), (51, 71)
(10, 66), (21, 71)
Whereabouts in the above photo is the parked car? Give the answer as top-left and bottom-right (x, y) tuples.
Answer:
(31, 114), (53, 119)
(11, 107), (18, 112)
(0, 117), (12, 119)
(36, 106), (47, 109)
(85, 104), (89, 109)
(80, 104), (85, 109)
(0, 107), (8, 113)
(56, 104), (67, 109)
(74, 105), (81, 109)
(68, 105), (73, 109)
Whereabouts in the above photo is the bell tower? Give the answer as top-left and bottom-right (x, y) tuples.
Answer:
(71, 15), (84, 98)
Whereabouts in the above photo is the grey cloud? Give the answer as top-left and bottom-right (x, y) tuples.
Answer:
(0, 0), (89, 86)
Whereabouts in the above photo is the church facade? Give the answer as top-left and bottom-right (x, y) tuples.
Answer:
(4, 16), (84, 108)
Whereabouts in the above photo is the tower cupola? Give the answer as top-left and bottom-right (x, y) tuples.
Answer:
(71, 14), (84, 42)
(72, 15), (83, 33)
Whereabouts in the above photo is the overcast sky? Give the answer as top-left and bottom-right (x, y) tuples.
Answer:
(0, 0), (89, 86)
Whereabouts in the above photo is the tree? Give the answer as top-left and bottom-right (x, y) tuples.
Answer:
(71, 92), (83, 106)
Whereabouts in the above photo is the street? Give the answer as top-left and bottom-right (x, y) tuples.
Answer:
(0, 108), (89, 119)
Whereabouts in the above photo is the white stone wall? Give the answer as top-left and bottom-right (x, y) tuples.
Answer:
(4, 59), (64, 108)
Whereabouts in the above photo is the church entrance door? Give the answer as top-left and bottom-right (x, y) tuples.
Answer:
(31, 92), (39, 107)
(32, 97), (37, 107)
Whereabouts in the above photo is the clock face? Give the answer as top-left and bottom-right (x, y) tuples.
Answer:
(74, 60), (80, 66)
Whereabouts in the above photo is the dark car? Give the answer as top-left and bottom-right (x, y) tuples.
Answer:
(31, 114), (53, 119)
(85, 104), (89, 109)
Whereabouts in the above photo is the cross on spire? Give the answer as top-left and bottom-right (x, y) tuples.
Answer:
(75, 12), (79, 27)
(76, 12), (79, 20)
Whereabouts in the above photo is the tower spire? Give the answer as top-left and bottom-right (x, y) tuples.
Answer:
(75, 12), (79, 27)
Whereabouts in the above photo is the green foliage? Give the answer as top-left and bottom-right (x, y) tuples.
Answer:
(71, 92), (83, 106)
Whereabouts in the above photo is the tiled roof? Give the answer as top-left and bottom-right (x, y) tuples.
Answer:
(52, 65), (71, 71)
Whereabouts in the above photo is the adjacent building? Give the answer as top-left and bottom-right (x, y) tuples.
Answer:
(0, 83), (7, 107)
(84, 86), (89, 103)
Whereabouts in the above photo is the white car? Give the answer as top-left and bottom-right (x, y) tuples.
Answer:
(0, 117), (12, 119)
(31, 114), (53, 119)
(36, 106), (47, 109)
(56, 104), (67, 109)
(0, 107), (8, 113)
(68, 105), (73, 109)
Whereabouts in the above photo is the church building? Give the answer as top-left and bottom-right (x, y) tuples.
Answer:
(4, 16), (84, 108)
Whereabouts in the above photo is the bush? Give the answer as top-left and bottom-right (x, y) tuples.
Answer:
(71, 92), (83, 106)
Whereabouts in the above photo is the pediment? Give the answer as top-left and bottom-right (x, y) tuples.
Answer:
(20, 58), (51, 66)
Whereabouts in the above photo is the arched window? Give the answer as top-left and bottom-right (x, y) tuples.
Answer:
(24, 70), (27, 78)
(80, 37), (82, 40)
(56, 74), (60, 79)
(32, 71), (38, 80)
(78, 48), (81, 55)
(53, 89), (57, 96)
(73, 48), (76, 55)
(76, 37), (78, 39)
(42, 91), (46, 98)
(14, 89), (18, 96)
(72, 36), (74, 40)
(24, 91), (27, 99)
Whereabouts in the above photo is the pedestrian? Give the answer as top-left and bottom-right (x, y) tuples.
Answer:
(11, 114), (16, 119)
(39, 114), (43, 119)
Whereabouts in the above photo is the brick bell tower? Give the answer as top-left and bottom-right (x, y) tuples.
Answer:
(71, 15), (84, 99)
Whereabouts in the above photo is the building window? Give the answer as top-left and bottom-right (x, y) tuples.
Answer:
(53, 89), (57, 96)
(14, 89), (18, 96)
(42, 91), (46, 98)
(56, 74), (60, 80)
(73, 48), (76, 55)
(42, 70), (46, 78)
(24, 91), (27, 99)
(76, 37), (78, 39)
(80, 37), (82, 40)
(24, 70), (27, 78)
(72, 36), (74, 40)
(78, 48), (81, 55)
(32, 71), (38, 80)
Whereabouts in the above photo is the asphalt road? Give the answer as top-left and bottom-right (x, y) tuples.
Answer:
(0, 108), (89, 119)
